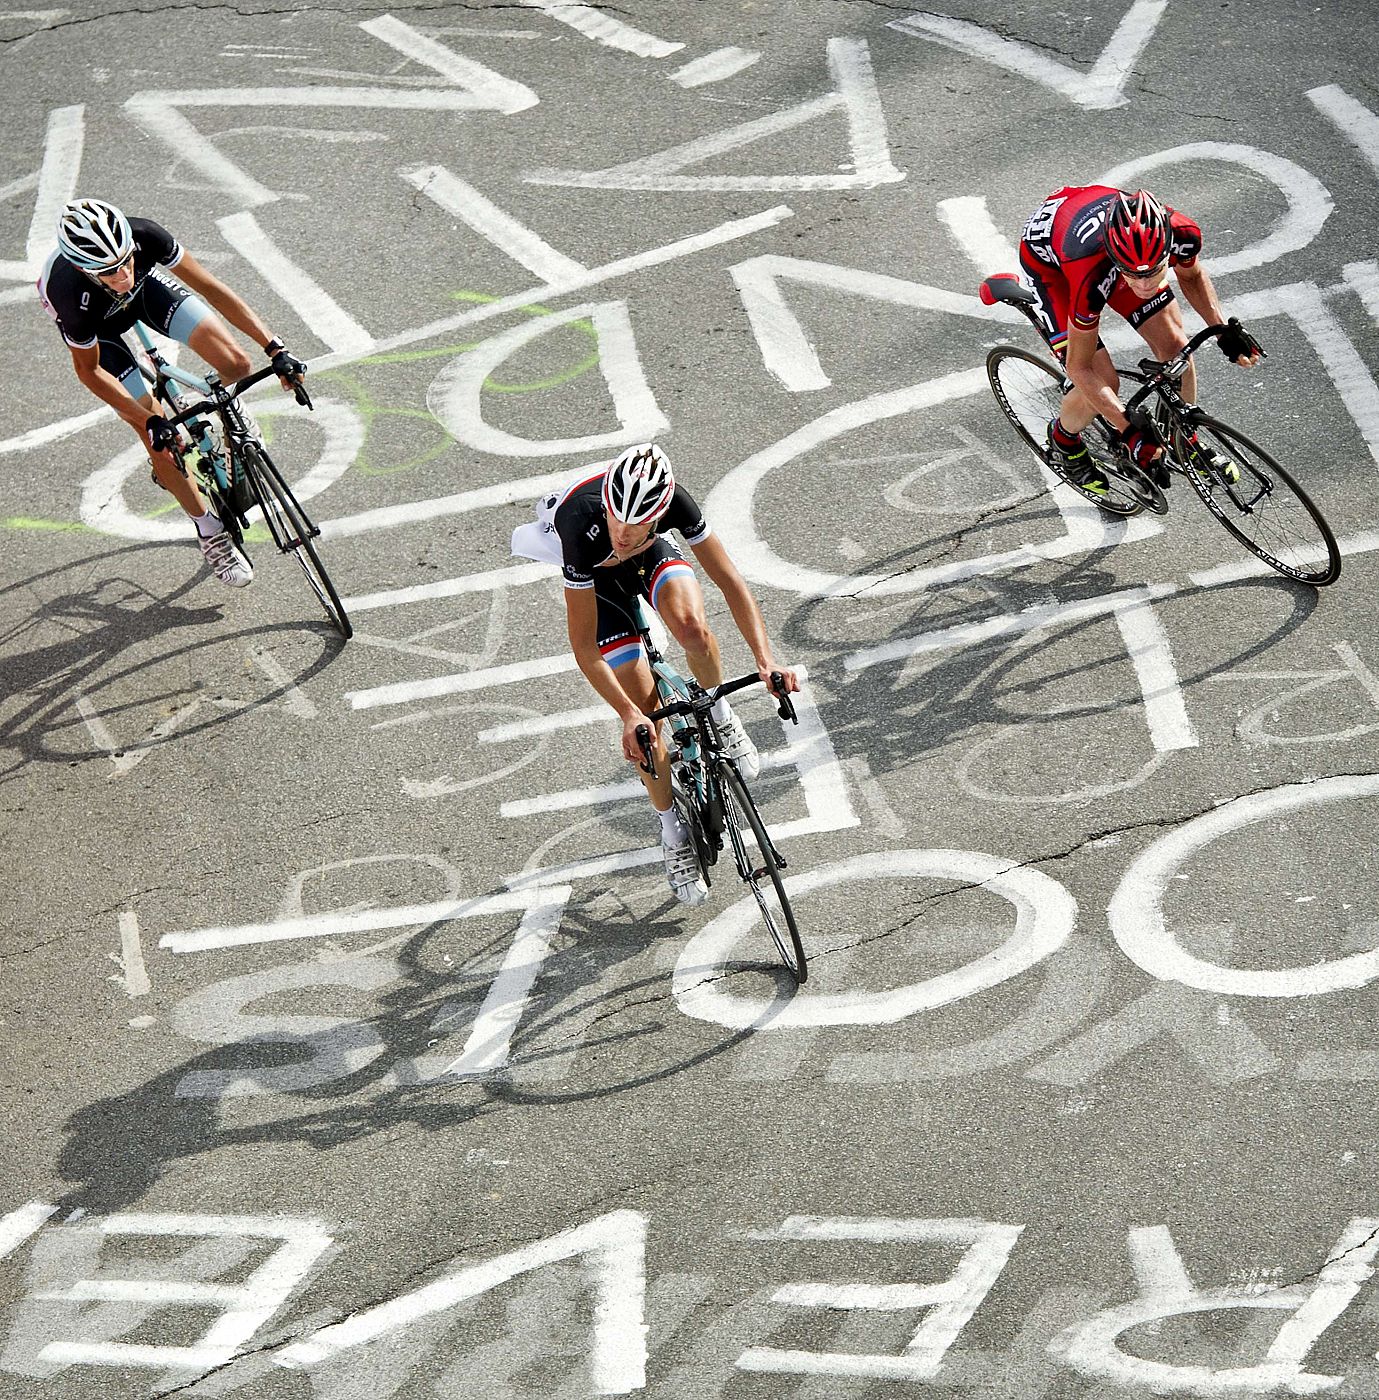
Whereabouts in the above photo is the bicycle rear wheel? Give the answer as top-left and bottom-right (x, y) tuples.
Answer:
(985, 345), (1154, 516)
(239, 441), (353, 636)
(718, 763), (806, 984)
(1181, 416), (1341, 586)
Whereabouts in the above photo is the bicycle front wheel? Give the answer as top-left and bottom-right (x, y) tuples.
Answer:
(240, 442), (354, 636)
(718, 763), (806, 984)
(1182, 416), (1341, 586)
(986, 346), (1147, 517)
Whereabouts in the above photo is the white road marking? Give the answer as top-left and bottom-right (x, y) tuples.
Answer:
(0, 1202), (56, 1261)
(34, 1214), (332, 1375)
(249, 645), (317, 719)
(516, 0), (680, 56)
(0, 104), (83, 282)
(426, 299), (668, 456)
(346, 652), (579, 712)
(670, 47), (761, 87)
(343, 562), (553, 614)
(159, 887), (564, 954)
(402, 164), (588, 282)
(888, 1), (1169, 111)
(117, 912), (151, 998)
(1110, 774), (1379, 996)
(359, 14), (539, 109)
(217, 211), (375, 355)
(675, 851), (1077, 1030)
(1309, 84), (1379, 179)
(278, 1209), (648, 1393)
(936, 197), (1020, 276)
(526, 38), (903, 191)
(478, 703), (607, 743)
(738, 1217), (1022, 1381)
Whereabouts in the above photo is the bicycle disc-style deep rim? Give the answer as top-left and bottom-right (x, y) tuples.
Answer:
(718, 762), (807, 984)
(1179, 415), (1341, 586)
(239, 442), (354, 637)
(985, 346), (1151, 517)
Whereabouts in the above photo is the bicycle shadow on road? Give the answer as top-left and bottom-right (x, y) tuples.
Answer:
(778, 537), (1327, 785)
(51, 889), (767, 1216)
(0, 543), (347, 784)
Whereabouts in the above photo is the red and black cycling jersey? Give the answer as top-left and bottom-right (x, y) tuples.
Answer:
(36, 216), (184, 349)
(553, 471), (710, 590)
(1020, 185), (1202, 332)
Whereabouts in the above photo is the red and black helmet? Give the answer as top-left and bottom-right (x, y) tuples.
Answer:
(1104, 189), (1170, 274)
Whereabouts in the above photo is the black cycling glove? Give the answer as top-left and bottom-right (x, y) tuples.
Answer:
(264, 337), (307, 381)
(146, 416), (178, 453)
(1217, 317), (1261, 363)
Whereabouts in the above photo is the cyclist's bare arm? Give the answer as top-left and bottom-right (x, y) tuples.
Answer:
(690, 533), (798, 693)
(1064, 326), (1130, 432)
(1175, 263), (1260, 366)
(564, 586), (652, 761)
(70, 341), (170, 447)
(173, 251), (277, 352)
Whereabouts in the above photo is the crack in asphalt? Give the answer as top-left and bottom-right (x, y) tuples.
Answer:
(842, 489), (1052, 597)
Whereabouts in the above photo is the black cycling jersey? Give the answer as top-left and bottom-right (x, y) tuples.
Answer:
(37, 216), (183, 349)
(553, 474), (710, 589)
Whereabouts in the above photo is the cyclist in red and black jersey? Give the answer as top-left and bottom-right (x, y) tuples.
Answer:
(37, 198), (307, 588)
(1018, 186), (1260, 492)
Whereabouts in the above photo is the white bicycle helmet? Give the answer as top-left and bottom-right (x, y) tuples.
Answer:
(602, 443), (675, 525)
(57, 198), (134, 273)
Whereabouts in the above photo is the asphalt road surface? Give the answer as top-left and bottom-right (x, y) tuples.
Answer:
(5, 1), (1379, 1395)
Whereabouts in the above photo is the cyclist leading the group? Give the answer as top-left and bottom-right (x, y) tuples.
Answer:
(548, 443), (799, 906)
(1016, 185), (1261, 493)
(37, 198), (308, 587)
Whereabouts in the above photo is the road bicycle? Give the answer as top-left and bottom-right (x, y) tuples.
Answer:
(980, 273), (1341, 587)
(629, 599), (807, 984)
(134, 322), (353, 637)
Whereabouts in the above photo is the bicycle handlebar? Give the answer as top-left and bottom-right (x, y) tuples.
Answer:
(633, 672), (798, 778)
(159, 362), (313, 428)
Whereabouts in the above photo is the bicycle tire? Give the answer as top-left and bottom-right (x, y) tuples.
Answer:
(1180, 415), (1341, 586)
(239, 441), (354, 637)
(986, 345), (1151, 517)
(718, 762), (807, 984)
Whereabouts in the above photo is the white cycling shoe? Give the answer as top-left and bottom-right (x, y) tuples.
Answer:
(199, 527), (254, 588)
(663, 837), (708, 907)
(716, 705), (760, 780)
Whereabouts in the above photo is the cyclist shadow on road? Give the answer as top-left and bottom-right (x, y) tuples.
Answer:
(0, 544), (346, 784)
(53, 887), (763, 1216)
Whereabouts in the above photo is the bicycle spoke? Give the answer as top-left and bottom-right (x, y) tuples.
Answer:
(718, 763), (806, 983)
(240, 443), (354, 636)
(1183, 416), (1341, 586)
(986, 346), (1144, 516)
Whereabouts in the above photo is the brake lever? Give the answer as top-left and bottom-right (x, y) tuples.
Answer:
(634, 723), (656, 778)
(770, 672), (798, 724)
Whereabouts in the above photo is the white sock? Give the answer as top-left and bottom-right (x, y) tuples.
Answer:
(659, 807), (688, 846)
(193, 510), (223, 539)
(711, 697), (732, 726)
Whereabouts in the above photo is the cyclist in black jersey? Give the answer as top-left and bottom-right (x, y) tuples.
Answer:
(37, 198), (308, 588)
(545, 443), (799, 906)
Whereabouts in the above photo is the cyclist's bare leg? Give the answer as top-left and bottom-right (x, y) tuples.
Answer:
(136, 389), (212, 518)
(654, 572), (724, 690)
(618, 656), (674, 812)
(1138, 300), (1195, 403)
(187, 317), (252, 383)
(1057, 346), (1120, 434)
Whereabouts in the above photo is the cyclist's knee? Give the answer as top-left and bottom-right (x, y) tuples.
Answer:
(670, 614), (715, 655)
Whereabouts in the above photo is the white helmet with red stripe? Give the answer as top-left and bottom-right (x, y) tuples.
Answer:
(602, 443), (674, 525)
